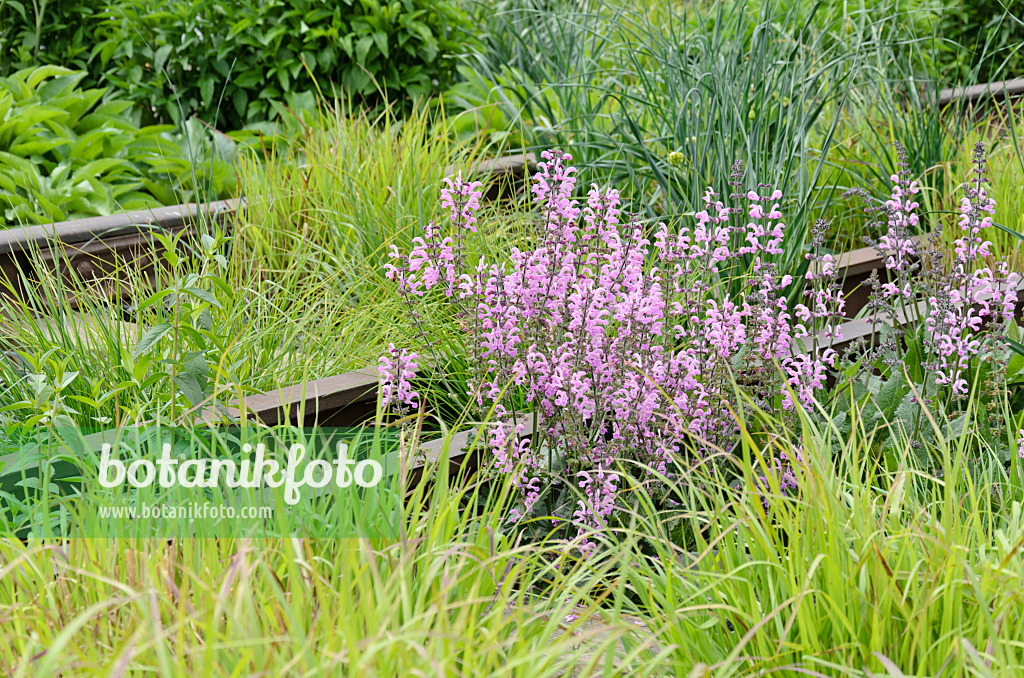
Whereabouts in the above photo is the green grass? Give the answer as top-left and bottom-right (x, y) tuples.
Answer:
(588, 397), (1024, 676)
(0, 102), (500, 429)
(4, 393), (1024, 675)
(0, 456), (652, 676)
(232, 101), (492, 293)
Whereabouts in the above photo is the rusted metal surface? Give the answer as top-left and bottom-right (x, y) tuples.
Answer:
(815, 236), (929, 319)
(203, 368), (481, 484)
(203, 369), (379, 427)
(0, 200), (237, 253)
(832, 241), (889, 318)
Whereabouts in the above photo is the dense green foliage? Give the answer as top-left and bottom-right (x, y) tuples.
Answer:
(0, 0), (471, 130)
(0, 66), (236, 226)
(0, 0), (105, 71)
(941, 0), (1024, 81)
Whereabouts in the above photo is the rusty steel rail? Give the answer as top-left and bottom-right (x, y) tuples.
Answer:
(0, 200), (238, 255)
(938, 78), (1024, 107)
(825, 236), (926, 319)
(0, 200), (240, 303)
(0, 154), (537, 306)
(200, 369), (480, 484)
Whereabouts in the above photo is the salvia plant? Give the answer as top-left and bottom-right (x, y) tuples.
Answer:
(380, 144), (1024, 552)
(843, 142), (1024, 458)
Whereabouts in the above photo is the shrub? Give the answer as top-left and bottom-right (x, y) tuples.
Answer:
(940, 0), (1024, 82)
(380, 143), (1023, 551)
(0, 66), (236, 225)
(2, 0), (473, 130)
(0, 0), (107, 72)
(3, 0), (471, 129)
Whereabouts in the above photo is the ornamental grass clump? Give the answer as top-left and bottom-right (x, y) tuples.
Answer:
(381, 145), (1023, 549)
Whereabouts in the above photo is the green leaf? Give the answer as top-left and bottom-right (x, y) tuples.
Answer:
(1006, 337), (1024, 365)
(9, 139), (64, 157)
(71, 158), (131, 184)
(372, 31), (389, 58)
(131, 355), (153, 382)
(26, 65), (76, 89)
(173, 372), (204, 407)
(945, 413), (969, 441)
(135, 323), (172, 357)
(903, 339), (924, 384)
(355, 35), (374, 64)
(200, 78), (215, 105)
(1009, 352), (1024, 378)
(232, 88), (249, 119)
(57, 372), (80, 390)
(182, 286), (222, 309)
(196, 308), (213, 333)
(154, 44), (174, 72)
(874, 370), (907, 420)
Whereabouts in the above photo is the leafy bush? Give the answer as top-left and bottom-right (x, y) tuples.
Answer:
(940, 0), (1024, 82)
(2, 0), (472, 130)
(0, 66), (236, 225)
(0, 0), (107, 71)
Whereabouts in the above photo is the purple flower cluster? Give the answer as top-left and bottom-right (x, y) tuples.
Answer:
(378, 343), (420, 411)
(385, 172), (483, 300)
(383, 149), (842, 547)
(917, 145), (1017, 397)
(572, 466), (619, 557)
(923, 147), (1020, 396)
(381, 142), (1023, 549)
(876, 169), (919, 299)
(849, 142), (1020, 401)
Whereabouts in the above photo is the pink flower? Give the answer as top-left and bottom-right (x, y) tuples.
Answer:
(378, 344), (420, 410)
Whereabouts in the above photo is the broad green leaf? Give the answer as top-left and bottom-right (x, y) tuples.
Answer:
(135, 322), (172, 357)
(372, 31), (389, 58)
(9, 139), (64, 157)
(26, 65), (76, 89)
(355, 35), (374, 64)
(173, 372), (204, 407)
(874, 370), (907, 420)
(71, 158), (131, 184)
(200, 78), (215, 106)
(182, 286), (222, 308)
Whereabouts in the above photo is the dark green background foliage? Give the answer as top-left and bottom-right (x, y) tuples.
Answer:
(0, 0), (108, 71)
(1, 0), (470, 130)
(940, 0), (1024, 82)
